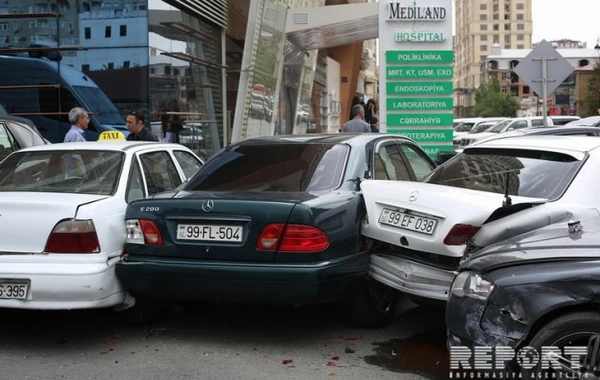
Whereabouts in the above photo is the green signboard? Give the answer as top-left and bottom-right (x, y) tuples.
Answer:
(387, 113), (454, 127)
(387, 129), (453, 142)
(419, 145), (455, 158)
(386, 50), (453, 64)
(386, 81), (453, 96)
(387, 66), (453, 80)
(387, 97), (453, 111)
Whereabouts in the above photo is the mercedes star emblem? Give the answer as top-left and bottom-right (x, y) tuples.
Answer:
(201, 199), (215, 212)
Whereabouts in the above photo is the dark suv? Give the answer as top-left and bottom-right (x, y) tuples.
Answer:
(446, 217), (600, 378)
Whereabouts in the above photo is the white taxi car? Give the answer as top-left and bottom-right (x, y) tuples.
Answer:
(0, 140), (203, 309)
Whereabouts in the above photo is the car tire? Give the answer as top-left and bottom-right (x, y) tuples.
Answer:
(345, 278), (396, 328)
(521, 311), (600, 379)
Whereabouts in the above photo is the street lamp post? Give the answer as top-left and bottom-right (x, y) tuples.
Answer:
(595, 39), (600, 115)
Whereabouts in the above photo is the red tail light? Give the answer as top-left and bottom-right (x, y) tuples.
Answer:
(45, 220), (100, 253)
(140, 220), (163, 245)
(256, 224), (329, 252)
(443, 224), (481, 246)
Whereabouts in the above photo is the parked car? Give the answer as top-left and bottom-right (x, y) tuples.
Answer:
(473, 125), (600, 145)
(549, 115), (580, 125)
(0, 114), (48, 161)
(456, 117), (555, 148)
(361, 136), (600, 303)
(453, 118), (507, 141)
(566, 116), (600, 127)
(116, 134), (437, 327)
(447, 217), (600, 378)
(0, 141), (203, 310)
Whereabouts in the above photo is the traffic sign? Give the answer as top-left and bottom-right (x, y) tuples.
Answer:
(513, 40), (574, 96)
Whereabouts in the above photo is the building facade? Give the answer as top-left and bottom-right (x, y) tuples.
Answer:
(454, 0), (533, 117)
(481, 44), (597, 116)
(0, 0), (373, 158)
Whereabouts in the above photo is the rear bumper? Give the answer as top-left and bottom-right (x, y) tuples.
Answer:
(0, 259), (127, 310)
(116, 252), (370, 304)
(367, 254), (455, 301)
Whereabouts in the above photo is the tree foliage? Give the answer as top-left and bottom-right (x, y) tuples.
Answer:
(472, 78), (520, 117)
(584, 62), (600, 116)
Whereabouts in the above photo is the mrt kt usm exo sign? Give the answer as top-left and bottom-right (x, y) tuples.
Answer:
(379, 0), (454, 157)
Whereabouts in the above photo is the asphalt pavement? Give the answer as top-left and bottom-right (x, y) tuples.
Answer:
(0, 294), (449, 380)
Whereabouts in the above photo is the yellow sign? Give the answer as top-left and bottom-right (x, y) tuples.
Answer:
(98, 131), (126, 140)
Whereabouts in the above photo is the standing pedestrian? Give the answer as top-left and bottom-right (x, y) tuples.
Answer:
(126, 109), (158, 141)
(369, 116), (380, 133)
(64, 107), (89, 142)
(341, 104), (370, 133)
(365, 99), (378, 125)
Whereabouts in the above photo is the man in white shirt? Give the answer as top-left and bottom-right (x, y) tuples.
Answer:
(64, 107), (89, 142)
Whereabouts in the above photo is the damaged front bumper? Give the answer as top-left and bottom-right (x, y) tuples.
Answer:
(368, 253), (456, 301)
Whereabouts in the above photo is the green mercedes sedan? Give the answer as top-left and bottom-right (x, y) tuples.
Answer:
(115, 133), (437, 327)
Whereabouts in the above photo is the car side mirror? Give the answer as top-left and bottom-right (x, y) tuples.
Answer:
(435, 151), (456, 165)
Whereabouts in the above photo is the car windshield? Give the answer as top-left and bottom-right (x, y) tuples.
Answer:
(74, 86), (127, 127)
(423, 148), (583, 200)
(186, 143), (349, 192)
(0, 150), (124, 195)
(454, 122), (475, 132)
(470, 122), (497, 134)
(488, 120), (511, 133)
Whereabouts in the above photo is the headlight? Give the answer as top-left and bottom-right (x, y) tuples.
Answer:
(451, 271), (495, 300)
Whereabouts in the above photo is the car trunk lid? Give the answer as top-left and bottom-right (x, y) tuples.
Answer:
(0, 192), (108, 253)
(131, 191), (316, 261)
(361, 180), (546, 257)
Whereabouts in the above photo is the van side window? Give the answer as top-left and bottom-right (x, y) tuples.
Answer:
(38, 85), (80, 124)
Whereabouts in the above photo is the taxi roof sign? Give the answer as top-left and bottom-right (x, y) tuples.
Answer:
(98, 131), (126, 140)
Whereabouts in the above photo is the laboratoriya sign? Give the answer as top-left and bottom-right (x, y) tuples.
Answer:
(379, 0), (454, 157)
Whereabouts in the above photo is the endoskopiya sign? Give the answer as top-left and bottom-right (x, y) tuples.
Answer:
(386, 1), (448, 21)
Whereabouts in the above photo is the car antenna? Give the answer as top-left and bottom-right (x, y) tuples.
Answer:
(502, 172), (512, 207)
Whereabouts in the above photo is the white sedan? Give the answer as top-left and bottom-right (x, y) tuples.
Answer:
(0, 141), (203, 309)
(361, 136), (600, 301)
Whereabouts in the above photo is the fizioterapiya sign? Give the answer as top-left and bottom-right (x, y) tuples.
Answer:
(378, 0), (454, 155)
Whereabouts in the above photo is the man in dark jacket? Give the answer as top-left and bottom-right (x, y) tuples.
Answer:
(126, 109), (158, 142)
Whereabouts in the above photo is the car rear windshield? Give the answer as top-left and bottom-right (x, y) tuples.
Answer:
(186, 143), (349, 192)
(0, 150), (124, 195)
(423, 148), (583, 200)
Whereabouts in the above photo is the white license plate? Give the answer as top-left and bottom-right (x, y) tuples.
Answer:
(0, 282), (28, 300)
(177, 224), (243, 242)
(379, 208), (438, 235)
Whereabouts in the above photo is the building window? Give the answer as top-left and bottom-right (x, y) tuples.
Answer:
(517, 34), (524, 41)
(480, 24), (488, 31)
(480, 4), (487, 10)
(105, 26), (111, 38)
(517, 44), (524, 49)
(481, 35), (488, 41)
(0, 22), (8, 30)
(84, 27), (91, 39)
(120, 25), (126, 36)
(480, 14), (487, 20)
(123, 61), (130, 68)
(517, 3), (524, 10)
(493, 14), (499, 20)
(150, 67), (155, 74)
(164, 66), (171, 75)
(523, 86), (530, 95)
(493, 24), (499, 30)
(504, 24), (511, 30)
(505, 35), (511, 43)
(517, 24), (525, 30)
(516, 14), (524, 20)
(481, 45), (488, 51)
(107, 62), (114, 70)
(82, 64), (90, 71)
(494, 35), (499, 43)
